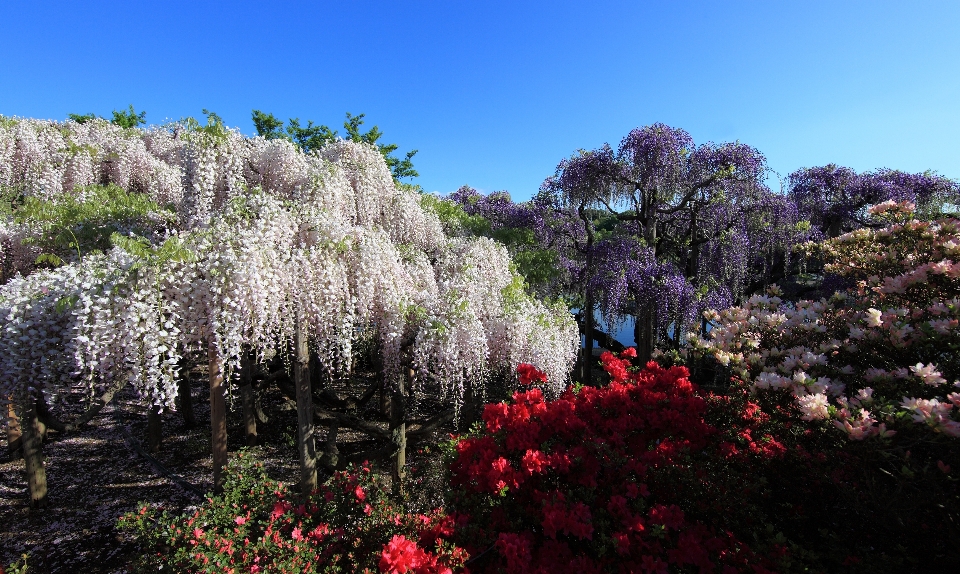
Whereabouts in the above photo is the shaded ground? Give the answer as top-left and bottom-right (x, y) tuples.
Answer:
(0, 361), (461, 574)
(0, 370), (304, 574)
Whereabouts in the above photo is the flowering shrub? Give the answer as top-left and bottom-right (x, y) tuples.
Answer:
(120, 451), (467, 573)
(447, 357), (781, 573)
(677, 202), (960, 570)
(688, 202), (960, 442)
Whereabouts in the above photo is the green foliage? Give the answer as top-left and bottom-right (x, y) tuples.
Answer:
(110, 233), (194, 271)
(110, 105), (146, 129)
(419, 194), (490, 235)
(419, 194), (560, 288)
(67, 112), (99, 124)
(287, 117), (338, 152)
(197, 109), (229, 141)
(343, 112), (419, 182)
(500, 272), (528, 309)
(510, 248), (560, 286)
(251, 109), (418, 183)
(14, 184), (176, 265)
(3, 553), (30, 574)
(250, 109), (286, 140)
(67, 106), (146, 128)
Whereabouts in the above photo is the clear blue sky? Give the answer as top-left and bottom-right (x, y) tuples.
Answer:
(2, 1), (957, 200)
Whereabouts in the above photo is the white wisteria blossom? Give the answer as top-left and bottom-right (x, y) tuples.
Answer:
(0, 116), (579, 420)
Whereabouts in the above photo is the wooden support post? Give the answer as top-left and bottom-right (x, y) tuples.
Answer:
(21, 393), (47, 509)
(147, 406), (162, 453)
(208, 341), (228, 494)
(294, 317), (317, 495)
(5, 397), (22, 461)
(240, 351), (258, 447)
(178, 374), (196, 428)
(390, 370), (410, 497)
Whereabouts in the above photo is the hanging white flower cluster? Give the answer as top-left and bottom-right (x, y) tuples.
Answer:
(411, 237), (579, 405)
(0, 248), (182, 407)
(0, 219), (41, 282)
(0, 116), (579, 415)
(0, 118), (181, 204)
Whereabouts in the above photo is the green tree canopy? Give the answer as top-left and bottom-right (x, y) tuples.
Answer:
(68, 105), (147, 128)
(251, 110), (418, 183)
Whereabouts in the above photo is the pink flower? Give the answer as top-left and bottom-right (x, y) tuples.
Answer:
(379, 535), (427, 573)
(910, 362), (947, 386)
(234, 516), (247, 525)
(270, 501), (290, 520)
(947, 392), (960, 408)
(796, 393), (830, 421)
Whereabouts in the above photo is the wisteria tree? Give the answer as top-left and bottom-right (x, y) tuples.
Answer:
(532, 124), (809, 369)
(788, 164), (959, 238)
(0, 115), (579, 506)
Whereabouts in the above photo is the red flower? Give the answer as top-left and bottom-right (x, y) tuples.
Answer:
(620, 347), (638, 358)
(516, 363), (548, 386)
(496, 532), (533, 573)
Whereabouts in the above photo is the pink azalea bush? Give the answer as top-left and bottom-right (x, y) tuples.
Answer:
(676, 201), (960, 570)
(687, 202), (959, 442)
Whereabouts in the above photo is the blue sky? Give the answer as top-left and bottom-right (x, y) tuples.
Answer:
(2, 1), (958, 200)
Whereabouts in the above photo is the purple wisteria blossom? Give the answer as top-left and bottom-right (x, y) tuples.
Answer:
(788, 165), (959, 237)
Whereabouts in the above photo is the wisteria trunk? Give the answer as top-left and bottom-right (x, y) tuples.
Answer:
(208, 342), (228, 493)
(240, 351), (258, 447)
(580, 209), (596, 387)
(634, 303), (656, 364)
(582, 291), (595, 387)
(21, 393), (47, 509)
(294, 317), (317, 495)
(5, 397), (22, 461)
(147, 406), (162, 453)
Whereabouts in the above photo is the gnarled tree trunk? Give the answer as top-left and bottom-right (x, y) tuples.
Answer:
(21, 393), (47, 508)
(5, 397), (22, 461)
(390, 370), (409, 496)
(177, 370), (196, 429)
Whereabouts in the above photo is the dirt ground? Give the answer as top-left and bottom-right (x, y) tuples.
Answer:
(1, 372), (312, 574)
(0, 359), (461, 574)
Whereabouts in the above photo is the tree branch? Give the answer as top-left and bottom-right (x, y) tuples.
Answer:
(315, 407), (390, 440)
(406, 409), (455, 438)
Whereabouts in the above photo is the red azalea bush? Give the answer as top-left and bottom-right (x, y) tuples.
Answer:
(120, 451), (467, 574)
(446, 357), (785, 573)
